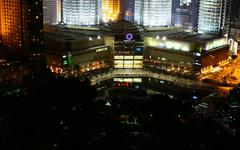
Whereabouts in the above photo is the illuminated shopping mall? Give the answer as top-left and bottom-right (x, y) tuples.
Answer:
(45, 18), (230, 79)
(43, 0), (234, 80)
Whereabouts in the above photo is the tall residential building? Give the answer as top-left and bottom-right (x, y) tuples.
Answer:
(62, 0), (102, 26)
(0, 0), (43, 55)
(198, 0), (232, 35)
(134, 0), (172, 27)
(189, 0), (199, 29)
(172, 0), (180, 14)
(173, 6), (191, 28)
(0, 3), (2, 45)
(231, 0), (240, 27)
(102, 0), (120, 22)
(43, 0), (61, 25)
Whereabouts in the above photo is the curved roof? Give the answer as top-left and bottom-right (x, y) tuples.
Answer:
(103, 20), (140, 35)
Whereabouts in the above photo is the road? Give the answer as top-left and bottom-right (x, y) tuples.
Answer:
(201, 53), (240, 87)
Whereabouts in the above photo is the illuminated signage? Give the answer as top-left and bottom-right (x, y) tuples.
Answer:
(135, 47), (143, 52)
(96, 47), (108, 52)
(134, 60), (143, 68)
(134, 56), (143, 59)
(205, 38), (227, 51)
(114, 78), (142, 83)
(126, 33), (134, 41)
(114, 56), (124, 59)
(146, 38), (191, 52)
(114, 60), (124, 68)
(124, 56), (134, 59)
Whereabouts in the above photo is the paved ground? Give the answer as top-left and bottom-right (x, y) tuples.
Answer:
(90, 69), (217, 91)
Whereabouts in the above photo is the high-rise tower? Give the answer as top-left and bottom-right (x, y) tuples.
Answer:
(102, 0), (121, 22)
(198, 0), (232, 35)
(0, 0), (43, 55)
(62, 0), (102, 26)
(134, 0), (172, 27)
(43, 0), (62, 25)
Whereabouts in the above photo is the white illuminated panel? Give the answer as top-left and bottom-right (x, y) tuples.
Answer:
(114, 78), (124, 82)
(134, 56), (143, 59)
(134, 0), (172, 26)
(114, 60), (124, 68)
(124, 61), (134, 68)
(96, 47), (108, 52)
(146, 38), (191, 52)
(114, 55), (124, 59)
(198, 0), (230, 34)
(165, 41), (173, 49)
(205, 38), (227, 51)
(182, 46), (190, 52)
(114, 78), (142, 83)
(134, 60), (143, 68)
(124, 56), (134, 59)
(124, 78), (133, 82)
(133, 78), (142, 83)
(62, 0), (102, 26)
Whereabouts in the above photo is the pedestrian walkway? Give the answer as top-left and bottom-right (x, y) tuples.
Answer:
(90, 69), (217, 91)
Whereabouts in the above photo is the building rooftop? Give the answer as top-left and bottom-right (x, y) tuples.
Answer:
(44, 31), (106, 53)
(44, 31), (97, 42)
(143, 30), (224, 43)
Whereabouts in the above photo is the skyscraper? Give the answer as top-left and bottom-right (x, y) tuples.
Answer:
(102, 0), (121, 22)
(189, 0), (199, 29)
(198, 0), (232, 35)
(0, 0), (43, 55)
(43, 0), (62, 25)
(134, 0), (172, 27)
(231, 0), (240, 27)
(172, 0), (180, 14)
(0, 3), (2, 46)
(62, 0), (102, 26)
(172, 5), (191, 28)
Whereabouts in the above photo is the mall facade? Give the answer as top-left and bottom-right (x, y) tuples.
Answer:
(45, 21), (230, 79)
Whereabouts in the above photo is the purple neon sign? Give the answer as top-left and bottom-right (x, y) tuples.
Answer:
(126, 33), (134, 41)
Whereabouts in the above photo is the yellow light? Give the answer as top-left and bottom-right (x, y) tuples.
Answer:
(102, 0), (120, 22)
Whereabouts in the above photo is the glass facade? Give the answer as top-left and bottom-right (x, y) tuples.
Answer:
(198, 0), (231, 35)
(134, 0), (172, 26)
(62, 0), (102, 25)
(102, 0), (120, 22)
(0, 0), (43, 53)
(114, 55), (143, 68)
(43, 0), (61, 25)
